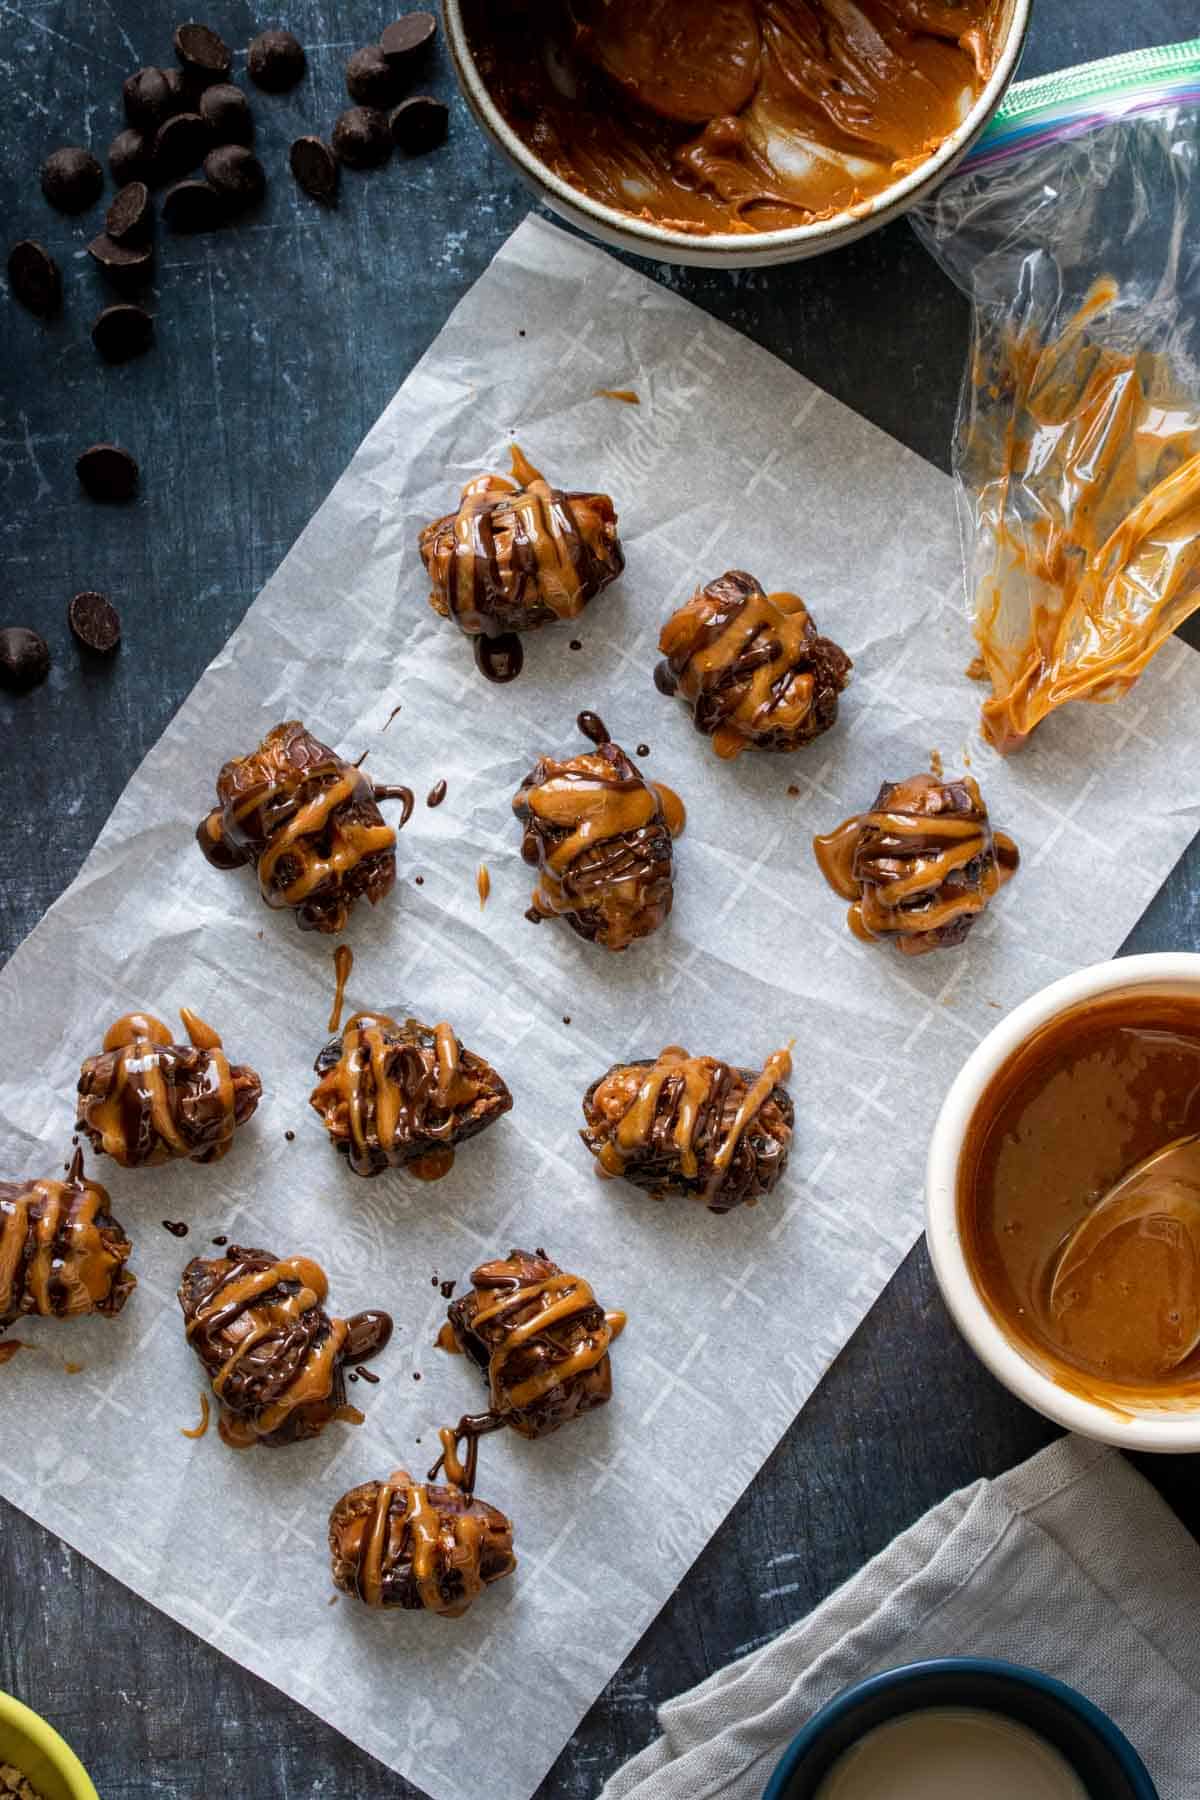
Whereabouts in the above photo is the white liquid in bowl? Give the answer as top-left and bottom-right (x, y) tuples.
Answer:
(814, 1706), (1089, 1800)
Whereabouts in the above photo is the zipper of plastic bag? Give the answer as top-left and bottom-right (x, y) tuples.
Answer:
(963, 37), (1200, 171)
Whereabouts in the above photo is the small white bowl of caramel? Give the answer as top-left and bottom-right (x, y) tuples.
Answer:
(444, 0), (1031, 269)
(927, 952), (1200, 1452)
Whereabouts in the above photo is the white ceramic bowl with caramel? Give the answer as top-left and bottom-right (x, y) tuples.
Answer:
(444, 0), (1031, 269)
(927, 953), (1200, 1452)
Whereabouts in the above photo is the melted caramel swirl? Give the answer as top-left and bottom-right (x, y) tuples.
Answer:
(310, 1011), (512, 1179)
(655, 571), (852, 759)
(813, 772), (1019, 955)
(196, 720), (413, 934)
(0, 1150), (135, 1330)
(328, 1465), (515, 1617)
(582, 1044), (794, 1211)
(77, 1009), (262, 1169)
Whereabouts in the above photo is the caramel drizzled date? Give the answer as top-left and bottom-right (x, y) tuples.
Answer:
(329, 1459), (515, 1617)
(310, 1011), (512, 1179)
(178, 1244), (391, 1449)
(655, 570), (851, 759)
(77, 1009), (262, 1168)
(1, 1150), (135, 1330)
(513, 712), (685, 951)
(419, 446), (624, 666)
(436, 1248), (624, 1456)
(813, 773), (1020, 956)
(581, 1044), (794, 1211)
(196, 720), (414, 933)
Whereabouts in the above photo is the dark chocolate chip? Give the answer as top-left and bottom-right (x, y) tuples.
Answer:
(173, 21), (232, 84)
(246, 28), (306, 92)
(87, 234), (154, 286)
(162, 66), (192, 110)
(105, 181), (152, 243)
(40, 146), (103, 214)
(7, 240), (61, 319)
(68, 591), (121, 653)
(153, 111), (213, 182)
(289, 134), (338, 203)
(0, 628), (51, 693)
(203, 144), (264, 208)
(390, 95), (448, 154)
(345, 45), (400, 109)
(332, 107), (391, 169)
(199, 82), (254, 144)
(380, 13), (437, 64)
(109, 128), (151, 186)
(91, 302), (154, 362)
(161, 178), (226, 232)
(123, 67), (173, 129)
(75, 443), (139, 503)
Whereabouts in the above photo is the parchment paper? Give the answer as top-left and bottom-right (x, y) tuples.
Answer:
(2, 215), (1199, 1800)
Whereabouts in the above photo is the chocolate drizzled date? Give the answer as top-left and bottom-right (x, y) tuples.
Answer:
(76, 1009), (261, 1168)
(813, 773), (1020, 956)
(196, 720), (413, 934)
(419, 446), (624, 658)
(329, 1460), (514, 1617)
(581, 1044), (794, 1211)
(512, 713), (685, 951)
(655, 570), (851, 758)
(0, 1151), (135, 1329)
(310, 1011), (512, 1179)
(178, 1244), (390, 1449)
(435, 1248), (624, 1457)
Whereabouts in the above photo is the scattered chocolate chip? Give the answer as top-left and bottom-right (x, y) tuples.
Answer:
(380, 12), (437, 65)
(439, 1278), (455, 1299)
(68, 590), (121, 653)
(161, 178), (226, 232)
(199, 82), (253, 144)
(161, 1219), (189, 1237)
(162, 66), (191, 110)
(173, 21), (232, 84)
(345, 45), (400, 108)
(91, 302), (154, 362)
(569, 638), (582, 650)
(7, 240), (61, 318)
(106, 180), (152, 243)
(0, 628), (51, 693)
(123, 67), (173, 129)
(562, 1014), (571, 1024)
(413, 874), (424, 885)
(211, 1233), (228, 1245)
(109, 127), (151, 185)
(289, 134), (338, 203)
(284, 1129), (295, 1142)
(153, 111), (213, 182)
(75, 444), (139, 503)
(390, 94), (448, 154)
(247, 28), (306, 92)
(636, 743), (651, 757)
(331, 106), (391, 169)
(41, 146), (103, 214)
(412, 1371), (421, 1381)
(87, 234), (154, 286)
(203, 144), (264, 208)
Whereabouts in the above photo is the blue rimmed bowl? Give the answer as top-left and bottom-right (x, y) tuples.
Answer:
(763, 1658), (1157, 1799)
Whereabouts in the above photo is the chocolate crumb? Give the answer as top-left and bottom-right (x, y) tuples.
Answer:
(414, 874), (424, 885)
(356, 1365), (381, 1384)
(439, 1279), (455, 1299)
(636, 743), (650, 757)
(162, 1219), (189, 1237)
(426, 778), (447, 808)
(326, 1593), (338, 1606)
(412, 1371), (421, 1381)
(786, 784), (800, 797)
(569, 639), (582, 650)
(562, 1015), (571, 1024)
(211, 1234), (228, 1246)
(284, 1129), (295, 1142)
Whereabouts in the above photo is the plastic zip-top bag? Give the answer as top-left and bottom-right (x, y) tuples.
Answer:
(911, 42), (1200, 752)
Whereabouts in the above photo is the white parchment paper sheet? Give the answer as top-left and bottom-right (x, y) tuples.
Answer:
(1, 215), (1199, 1800)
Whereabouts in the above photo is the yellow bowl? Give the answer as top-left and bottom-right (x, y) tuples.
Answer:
(0, 1693), (98, 1800)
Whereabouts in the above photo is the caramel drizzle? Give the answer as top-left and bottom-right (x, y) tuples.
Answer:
(311, 1013), (478, 1176)
(0, 1152), (126, 1323)
(598, 1045), (792, 1201)
(181, 1392), (211, 1439)
(329, 944), (353, 1032)
(85, 1010), (236, 1165)
(356, 1458), (511, 1617)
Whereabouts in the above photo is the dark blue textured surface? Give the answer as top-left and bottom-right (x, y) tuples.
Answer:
(1, 3), (1198, 1796)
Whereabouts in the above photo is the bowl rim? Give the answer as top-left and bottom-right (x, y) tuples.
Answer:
(762, 1657), (1158, 1799)
(0, 1691), (99, 1800)
(925, 952), (1200, 1453)
(442, 0), (1032, 259)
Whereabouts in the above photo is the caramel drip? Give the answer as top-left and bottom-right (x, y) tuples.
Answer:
(477, 863), (491, 908)
(471, 1271), (616, 1412)
(436, 1320), (462, 1353)
(651, 783), (687, 838)
(0, 1340), (26, 1364)
(594, 388), (640, 404)
(0, 1160), (129, 1324)
(329, 944), (353, 1032)
(598, 1044), (791, 1198)
(181, 1393), (211, 1439)
(84, 1010), (237, 1166)
(312, 1012), (480, 1177)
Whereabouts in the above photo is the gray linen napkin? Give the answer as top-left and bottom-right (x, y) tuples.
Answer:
(601, 1437), (1200, 1800)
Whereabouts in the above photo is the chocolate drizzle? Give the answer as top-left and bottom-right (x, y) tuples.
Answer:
(813, 772), (1019, 956)
(581, 1044), (794, 1211)
(0, 1150), (135, 1328)
(656, 571), (851, 758)
(196, 720), (413, 933)
(76, 1010), (262, 1168)
(310, 1011), (512, 1178)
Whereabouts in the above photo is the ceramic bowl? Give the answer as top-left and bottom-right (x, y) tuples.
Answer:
(926, 952), (1200, 1452)
(0, 1692), (98, 1800)
(763, 1658), (1157, 1798)
(443, 0), (1032, 269)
